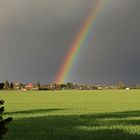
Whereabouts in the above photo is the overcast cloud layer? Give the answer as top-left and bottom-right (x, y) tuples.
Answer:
(0, 0), (140, 84)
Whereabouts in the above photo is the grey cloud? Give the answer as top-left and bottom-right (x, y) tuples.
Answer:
(0, 0), (139, 84)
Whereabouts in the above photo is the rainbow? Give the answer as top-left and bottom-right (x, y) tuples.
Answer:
(55, 0), (107, 84)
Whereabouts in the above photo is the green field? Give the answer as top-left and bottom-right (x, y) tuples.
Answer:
(0, 90), (140, 140)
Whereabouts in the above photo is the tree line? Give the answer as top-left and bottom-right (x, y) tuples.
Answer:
(0, 80), (140, 91)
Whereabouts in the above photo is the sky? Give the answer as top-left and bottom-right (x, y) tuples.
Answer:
(0, 0), (140, 84)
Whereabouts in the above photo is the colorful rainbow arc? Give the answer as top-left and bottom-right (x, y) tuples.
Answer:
(55, 0), (107, 84)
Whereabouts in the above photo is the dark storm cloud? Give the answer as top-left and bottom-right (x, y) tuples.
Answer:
(0, 0), (140, 84)
(72, 0), (140, 84)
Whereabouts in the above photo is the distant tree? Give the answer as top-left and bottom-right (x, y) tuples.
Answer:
(66, 82), (73, 89)
(118, 81), (126, 89)
(0, 83), (4, 90)
(60, 84), (66, 89)
(0, 100), (12, 139)
(37, 81), (40, 90)
(4, 81), (9, 90)
(19, 83), (24, 89)
(9, 82), (14, 90)
(92, 86), (98, 90)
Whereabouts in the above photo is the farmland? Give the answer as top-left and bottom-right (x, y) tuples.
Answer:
(0, 90), (140, 140)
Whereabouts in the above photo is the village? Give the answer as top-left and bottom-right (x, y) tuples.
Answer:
(0, 81), (140, 91)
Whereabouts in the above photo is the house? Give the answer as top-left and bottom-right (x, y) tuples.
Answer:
(26, 83), (34, 90)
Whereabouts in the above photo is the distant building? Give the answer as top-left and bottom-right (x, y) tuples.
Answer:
(26, 83), (34, 90)
(13, 82), (24, 90)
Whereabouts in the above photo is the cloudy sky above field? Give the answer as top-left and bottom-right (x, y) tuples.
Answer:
(0, 0), (140, 84)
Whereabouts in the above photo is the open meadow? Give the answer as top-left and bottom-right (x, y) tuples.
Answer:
(0, 90), (140, 140)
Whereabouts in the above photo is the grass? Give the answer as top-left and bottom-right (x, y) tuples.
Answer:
(0, 90), (140, 140)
